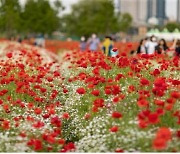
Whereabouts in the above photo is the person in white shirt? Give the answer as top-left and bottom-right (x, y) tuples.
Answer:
(145, 36), (158, 54)
(35, 34), (45, 48)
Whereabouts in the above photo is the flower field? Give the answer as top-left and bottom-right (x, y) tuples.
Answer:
(0, 41), (179, 152)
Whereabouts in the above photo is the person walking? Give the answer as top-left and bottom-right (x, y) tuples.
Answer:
(87, 34), (100, 51)
(145, 36), (158, 54)
(137, 39), (147, 54)
(155, 39), (169, 54)
(35, 34), (45, 48)
(102, 36), (113, 56)
(171, 39), (180, 57)
(79, 36), (87, 51)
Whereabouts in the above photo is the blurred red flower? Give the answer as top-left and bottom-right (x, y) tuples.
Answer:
(140, 78), (150, 86)
(34, 107), (42, 115)
(148, 113), (159, 124)
(137, 99), (149, 107)
(153, 138), (167, 150)
(93, 98), (104, 108)
(153, 127), (171, 150)
(110, 126), (119, 132)
(6, 52), (12, 58)
(76, 87), (86, 94)
(91, 90), (100, 96)
(62, 112), (70, 119)
(112, 111), (122, 119)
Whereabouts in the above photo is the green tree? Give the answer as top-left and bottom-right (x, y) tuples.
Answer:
(21, 0), (62, 35)
(62, 0), (132, 37)
(0, 0), (63, 36)
(164, 22), (180, 32)
(0, 0), (21, 36)
(118, 13), (132, 32)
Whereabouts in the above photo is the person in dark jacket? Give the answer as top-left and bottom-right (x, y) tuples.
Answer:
(102, 36), (113, 56)
(80, 36), (87, 51)
(175, 39), (180, 56)
(155, 39), (169, 54)
(137, 39), (147, 54)
(171, 39), (180, 57)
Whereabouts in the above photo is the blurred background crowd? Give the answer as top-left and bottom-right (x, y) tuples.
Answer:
(0, 0), (180, 55)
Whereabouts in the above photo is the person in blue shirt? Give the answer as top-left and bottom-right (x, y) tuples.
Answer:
(87, 34), (100, 51)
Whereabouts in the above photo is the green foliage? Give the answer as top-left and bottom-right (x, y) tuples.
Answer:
(164, 22), (180, 32)
(0, 0), (62, 36)
(0, 0), (21, 36)
(117, 13), (133, 32)
(62, 0), (132, 37)
(21, 0), (60, 34)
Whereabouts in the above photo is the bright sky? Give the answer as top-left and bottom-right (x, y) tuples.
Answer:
(19, 0), (178, 19)
(166, 0), (177, 20)
(61, 0), (79, 14)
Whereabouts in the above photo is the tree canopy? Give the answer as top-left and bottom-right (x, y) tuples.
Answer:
(62, 0), (132, 37)
(0, 0), (132, 38)
(164, 22), (180, 32)
(0, 0), (62, 36)
(0, 0), (21, 36)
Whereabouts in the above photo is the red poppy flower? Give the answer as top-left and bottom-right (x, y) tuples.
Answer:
(140, 78), (150, 86)
(115, 148), (124, 152)
(138, 120), (148, 129)
(84, 113), (91, 120)
(92, 106), (99, 112)
(110, 126), (119, 132)
(112, 111), (122, 119)
(153, 138), (167, 150)
(115, 74), (124, 81)
(137, 99), (149, 107)
(171, 79), (180, 86)
(154, 100), (165, 106)
(34, 139), (43, 151)
(63, 88), (68, 93)
(3, 104), (10, 112)
(51, 116), (61, 127)
(2, 120), (10, 130)
(176, 130), (180, 138)
(76, 87), (86, 94)
(40, 88), (47, 93)
(33, 121), (44, 128)
(105, 88), (111, 95)
(58, 139), (65, 145)
(47, 135), (55, 144)
(47, 77), (53, 82)
(91, 90), (100, 96)
(61, 142), (75, 152)
(166, 97), (175, 104)
(156, 127), (171, 140)
(19, 132), (26, 138)
(62, 112), (70, 119)
(0, 99), (3, 105)
(112, 85), (121, 95)
(113, 96), (119, 103)
(148, 113), (159, 124)
(6, 52), (12, 58)
(93, 98), (104, 108)
(152, 69), (160, 76)
(156, 108), (164, 116)
(112, 48), (118, 52)
(34, 107), (42, 115)
(127, 43), (133, 48)
(171, 91), (180, 99)
(128, 85), (135, 92)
